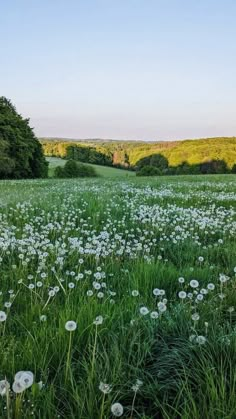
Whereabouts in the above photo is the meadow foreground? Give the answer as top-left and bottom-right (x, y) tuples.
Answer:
(0, 175), (235, 418)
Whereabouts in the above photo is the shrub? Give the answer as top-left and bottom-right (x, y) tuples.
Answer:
(231, 164), (236, 173)
(136, 166), (161, 176)
(54, 160), (97, 178)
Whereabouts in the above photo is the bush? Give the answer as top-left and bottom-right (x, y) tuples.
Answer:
(231, 164), (236, 173)
(136, 165), (161, 176)
(54, 160), (97, 178)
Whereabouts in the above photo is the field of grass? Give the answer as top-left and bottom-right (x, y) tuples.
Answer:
(47, 157), (135, 178)
(0, 175), (235, 418)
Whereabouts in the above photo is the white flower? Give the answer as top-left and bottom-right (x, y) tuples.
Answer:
(111, 402), (124, 417)
(139, 306), (149, 315)
(157, 302), (167, 312)
(93, 315), (103, 325)
(0, 311), (7, 322)
(65, 320), (77, 331)
(131, 378), (143, 391)
(131, 290), (139, 297)
(12, 380), (25, 394)
(191, 313), (200, 321)
(178, 291), (187, 299)
(0, 379), (10, 396)
(195, 335), (207, 345)
(207, 283), (215, 290)
(198, 256), (204, 262)
(150, 311), (159, 319)
(87, 290), (93, 297)
(18, 371), (34, 389)
(153, 288), (161, 296)
(189, 280), (199, 288)
(68, 282), (75, 289)
(178, 277), (185, 284)
(40, 315), (47, 322)
(99, 382), (112, 394)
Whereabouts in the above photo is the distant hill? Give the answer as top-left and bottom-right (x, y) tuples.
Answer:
(40, 137), (236, 169)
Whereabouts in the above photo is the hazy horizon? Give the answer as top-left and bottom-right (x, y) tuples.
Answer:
(1, 0), (236, 141)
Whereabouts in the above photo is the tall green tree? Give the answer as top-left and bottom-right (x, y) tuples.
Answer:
(0, 97), (48, 179)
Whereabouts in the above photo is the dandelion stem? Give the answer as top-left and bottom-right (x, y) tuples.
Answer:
(65, 332), (73, 382)
(91, 325), (98, 378)
(130, 391), (137, 419)
(99, 392), (106, 419)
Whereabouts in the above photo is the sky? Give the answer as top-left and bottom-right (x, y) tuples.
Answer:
(1, 0), (236, 141)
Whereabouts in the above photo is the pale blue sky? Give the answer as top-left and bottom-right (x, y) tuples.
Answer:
(1, 0), (236, 140)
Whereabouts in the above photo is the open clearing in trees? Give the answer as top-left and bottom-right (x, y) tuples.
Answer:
(0, 175), (235, 418)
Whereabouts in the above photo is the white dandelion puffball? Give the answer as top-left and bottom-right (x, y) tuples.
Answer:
(12, 380), (26, 394)
(190, 280), (199, 288)
(111, 402), (124, 417)
(191, 313), (200, 321)
(93, 315), (104, 325)
(139, 306), (149, 316)
(18, 371), (34, 389)
(178, 291), (187, 299)
(65, 320), (77, 331)
(150, 311), (159, 319)
(0, 380), (10, 396)
(157, 302), (167, 313)
(0, 311), (7, 322)
(195, 335), (207, 345)
(131, 290), (139, 297)
(99, 381), (112, 394)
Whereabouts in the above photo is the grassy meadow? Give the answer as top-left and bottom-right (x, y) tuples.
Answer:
(0, 173), (235, 418)
(47, 157), (135, 178)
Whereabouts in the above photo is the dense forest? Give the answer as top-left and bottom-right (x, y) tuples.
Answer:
(0, 97), (48, 179)
(41, 137), (236, 173)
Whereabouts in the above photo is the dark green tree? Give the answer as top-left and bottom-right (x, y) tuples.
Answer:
(0, 97), (48, 179)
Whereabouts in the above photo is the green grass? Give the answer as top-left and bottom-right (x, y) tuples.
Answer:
(0, 175), (235, 418)
(47, 157), (135, 178)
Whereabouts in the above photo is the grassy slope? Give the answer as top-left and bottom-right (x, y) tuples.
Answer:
(47, 156), (135, 178)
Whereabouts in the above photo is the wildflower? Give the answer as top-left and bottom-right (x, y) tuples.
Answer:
(153, 288), (161, 296)
(139, 307), (149, 315)
(68, 283), (75, 289)
(0, 311), (7, 322)
(99, 382), (112, 394)
(195, 335), (207, 345)
(191, 313), (200, 321)
(17, 371), (34, 389)
(157, 302), (167, 312)
(178, 291), (187, 299)
(178, 277), (185, 284)
(65, 321), (77, 331)
(40, 315), (47, 322)
(87, 290), (93, 296)
(131, 379), (143, 391)
(131, 290), (139, 297)
(207, 283), (215, 290)
(189, 280), (199, 288)
(111, 402), (124, 417)
(198, 256), (204, 262)
(150, 311), (159, 319)
(93, 315), (103, 325)
(0, 379), (10, 396)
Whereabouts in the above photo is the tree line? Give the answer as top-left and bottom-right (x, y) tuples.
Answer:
(0, 97), (47, 179)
